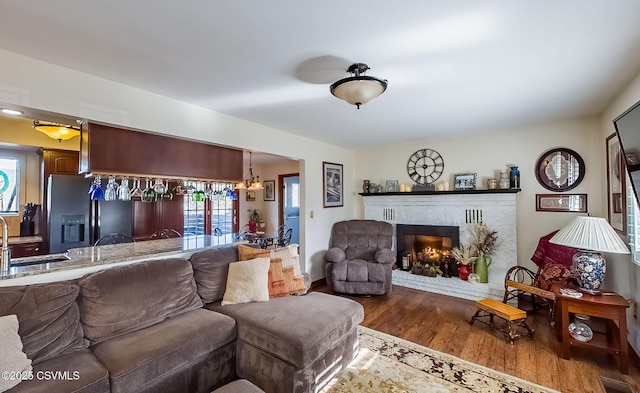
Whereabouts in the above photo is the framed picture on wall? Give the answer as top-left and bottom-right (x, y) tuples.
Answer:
(606, 133), (626, 234)
(323, 161), (343, 208)
(246, 190), (256, 202)
(263, 180), (275, 201)
(535, 194), (588, 213)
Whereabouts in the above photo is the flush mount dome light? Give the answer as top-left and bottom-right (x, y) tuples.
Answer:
(330, 63), (388, 109)
(33, 120), (81, 141)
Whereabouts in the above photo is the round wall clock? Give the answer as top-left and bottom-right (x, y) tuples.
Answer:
(535, 148), (585, 191)
(407, 149), (444, 184)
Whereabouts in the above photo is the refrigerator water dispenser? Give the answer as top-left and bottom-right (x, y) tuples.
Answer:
(61, 215), (85, 243)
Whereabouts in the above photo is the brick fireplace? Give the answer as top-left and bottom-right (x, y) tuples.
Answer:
(362, 191), (518, 300)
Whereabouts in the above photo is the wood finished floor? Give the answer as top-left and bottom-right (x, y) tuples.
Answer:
(312, 283), (640, 393)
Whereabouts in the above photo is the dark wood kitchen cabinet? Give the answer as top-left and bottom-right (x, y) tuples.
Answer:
(80, 122), (243, 181)
(132, 194), (184, 241)
(10, 242), (44, 258)
(42, 149), (80, 175)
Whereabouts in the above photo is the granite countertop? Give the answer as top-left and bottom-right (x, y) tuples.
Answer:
(1, 234), (239, 283)
(8, 236), (43, 245)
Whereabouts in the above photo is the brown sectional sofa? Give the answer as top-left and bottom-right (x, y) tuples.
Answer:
(1, 244), (364, 393)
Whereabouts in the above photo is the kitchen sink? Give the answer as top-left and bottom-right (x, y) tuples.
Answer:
(10, 254), (71, 267)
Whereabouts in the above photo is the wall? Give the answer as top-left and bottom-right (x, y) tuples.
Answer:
(238, 160), (300, 233)
(354, 117), (604, 270)
(600, 68), (640, 355)
(0, 113), (80, 236)
(0, 48), (355, 281)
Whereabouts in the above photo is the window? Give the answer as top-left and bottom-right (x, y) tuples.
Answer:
(627, 174), (640, 265)
(183, 181), (235, 238)
(210, 183), (235, 236)
(0, 156), (20, 214)
(183, 182), (205, 236)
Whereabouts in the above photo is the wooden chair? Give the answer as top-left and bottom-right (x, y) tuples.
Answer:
(502, 231), (578, 323)
(503, 265), (557, 317)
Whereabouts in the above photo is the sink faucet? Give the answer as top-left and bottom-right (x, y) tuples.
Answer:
(0, 216), (9, 272)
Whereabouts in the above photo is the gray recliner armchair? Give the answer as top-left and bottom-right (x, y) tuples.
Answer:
(324, 220), (395, 295)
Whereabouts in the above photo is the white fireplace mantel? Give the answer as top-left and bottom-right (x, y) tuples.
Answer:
(363, 192), (518, 301)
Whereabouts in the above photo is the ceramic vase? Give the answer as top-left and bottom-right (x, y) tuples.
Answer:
(475, 252), (492, 283)
(509, 166), (520, 189)
(458, 264), (471, 281)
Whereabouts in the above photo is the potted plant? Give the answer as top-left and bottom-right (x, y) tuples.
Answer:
(469, 223), (499, 283)
(247, 208), (262, 232)
(451, 243), (477, 281)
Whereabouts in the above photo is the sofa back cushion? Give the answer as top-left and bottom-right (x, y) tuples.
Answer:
(78, 258), (203, 344)
(330, 220), (393, 261)
(189, 243), (260, 303)
(0, 282), (89, 364)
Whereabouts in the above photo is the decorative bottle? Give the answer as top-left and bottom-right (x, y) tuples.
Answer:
(509, 166), (520, 189)
(499, 172), (509, 189)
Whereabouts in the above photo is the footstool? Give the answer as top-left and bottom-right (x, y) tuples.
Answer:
(212, 379), (265, 393)
(470, 298), (534, 344)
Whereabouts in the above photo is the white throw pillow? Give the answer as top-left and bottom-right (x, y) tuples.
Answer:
(0, 315), (33, 392)
(221, 257), (271, 305)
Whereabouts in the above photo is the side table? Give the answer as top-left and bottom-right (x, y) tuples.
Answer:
(552, 283), (630, 374)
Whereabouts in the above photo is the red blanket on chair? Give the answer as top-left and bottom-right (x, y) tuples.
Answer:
(530, 230), (578, 268)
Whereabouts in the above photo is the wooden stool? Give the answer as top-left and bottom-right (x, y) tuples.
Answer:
(470, 298), (534, 344)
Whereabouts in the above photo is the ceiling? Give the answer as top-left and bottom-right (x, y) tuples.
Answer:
(1, 1), (640, 150)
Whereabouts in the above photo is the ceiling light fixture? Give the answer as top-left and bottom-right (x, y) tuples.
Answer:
(1, 108), (23, 116)
(33, 120), (81, 142)
(235, 152), (263, 190)
(330, 63), (388, 109)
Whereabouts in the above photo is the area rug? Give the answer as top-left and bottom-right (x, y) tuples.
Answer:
(321, 326), (560, 393)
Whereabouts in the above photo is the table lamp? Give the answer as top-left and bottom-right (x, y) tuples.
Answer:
(549, 215), (630, 295)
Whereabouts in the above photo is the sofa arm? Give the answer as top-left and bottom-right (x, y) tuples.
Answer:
(324, 247), (346, 263)
(375, 249), (396, 264)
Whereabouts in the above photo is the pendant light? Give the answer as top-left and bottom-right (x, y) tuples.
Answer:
(235, 152), (263, 190)
(330, 63), (388, 109)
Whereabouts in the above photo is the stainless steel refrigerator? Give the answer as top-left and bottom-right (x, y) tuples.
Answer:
(47, 175), (133, 253)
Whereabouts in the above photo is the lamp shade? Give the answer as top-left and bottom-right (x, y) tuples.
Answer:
(33, 120), (80, 141)
(549, 216), (629, 254)
(330, 77), (387, 107)
(330, 63), (388, 109)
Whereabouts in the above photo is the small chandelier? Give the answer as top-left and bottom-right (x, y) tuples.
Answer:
(235, 152), (263, 190)
(330, 63), (388, 109)
(33, 120), (81, 141)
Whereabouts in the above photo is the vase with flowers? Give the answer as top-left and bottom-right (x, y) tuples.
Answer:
(469, 223), (499, 283)
(451, 243), (477, 281)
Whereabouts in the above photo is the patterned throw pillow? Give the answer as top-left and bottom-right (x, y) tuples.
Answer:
(237, 245), (307, 296)
(533, 263), (574, 291)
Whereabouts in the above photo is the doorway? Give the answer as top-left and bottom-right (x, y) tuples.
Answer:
(278, 173), (299, 245)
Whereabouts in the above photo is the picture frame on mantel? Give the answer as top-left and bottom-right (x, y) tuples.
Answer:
(454, 173), (477, 190)
(606, 133), (626, 234)
(323, 161), (343, 208)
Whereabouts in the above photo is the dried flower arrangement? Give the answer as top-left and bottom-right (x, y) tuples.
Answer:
(469, 223), (499, 255)
(451, 243), (477, 266)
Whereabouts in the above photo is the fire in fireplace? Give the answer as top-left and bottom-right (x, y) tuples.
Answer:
(396, 224), (460, 276)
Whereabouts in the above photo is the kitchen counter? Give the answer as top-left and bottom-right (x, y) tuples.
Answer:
(1, 234), (240, 286)
(8, 235), (43, 245)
